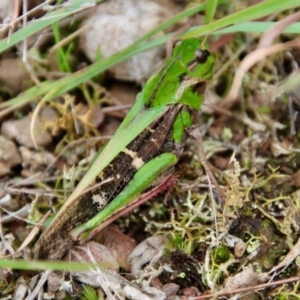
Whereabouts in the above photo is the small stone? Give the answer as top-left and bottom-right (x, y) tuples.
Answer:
(224, 265), (269, 290)
(94, 225), (136, 270)
(0, 58), (31, 94)
(1, 115), (52, 148)
(151, 277), (163, 290)
(293, 170), (300, 188)
(182, 286), (200, 297)
(0, 135), (21, 177)
(161, 283), (179, 297)
(234, 240), (247, 258)
(47, 272), (64, 293)
(19, 146), (55, 171)
(69, 241), (119, 272)
(80, 0), (171, 82)
(128, 235), (167, 274)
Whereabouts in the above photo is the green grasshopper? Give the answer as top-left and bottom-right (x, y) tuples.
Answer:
(34, 38), (214, 260)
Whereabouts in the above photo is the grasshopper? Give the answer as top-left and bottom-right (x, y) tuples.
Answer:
(34, 38), (214, 260)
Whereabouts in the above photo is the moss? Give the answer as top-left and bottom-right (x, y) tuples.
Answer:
(213, 245), (230, 264)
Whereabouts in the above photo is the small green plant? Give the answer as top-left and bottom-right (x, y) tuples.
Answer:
(273, 281), (300, 300)
(80, 285), (99, 300)
(213, 245), (230, 264)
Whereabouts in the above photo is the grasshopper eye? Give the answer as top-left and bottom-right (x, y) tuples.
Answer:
(195, 49), (210, 63)
(173, 40), (182, 49)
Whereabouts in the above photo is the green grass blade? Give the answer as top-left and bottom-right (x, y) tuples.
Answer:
(182, 0), (300, 38)
(0, 258), (110, 271)
(213, 21), (300, 34)
(205, 0), (218, 24)
(0, 0), (96, 53)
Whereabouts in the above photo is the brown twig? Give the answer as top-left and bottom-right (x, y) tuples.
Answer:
(192, 276), (300, 299)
